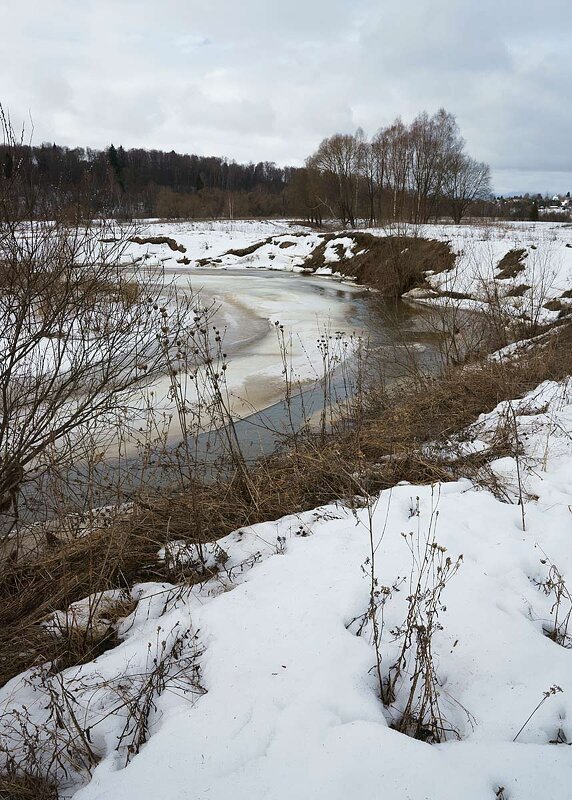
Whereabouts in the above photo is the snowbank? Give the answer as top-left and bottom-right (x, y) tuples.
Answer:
(2, 375), (571, 798)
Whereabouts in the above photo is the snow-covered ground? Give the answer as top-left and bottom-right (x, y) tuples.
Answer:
(2, 220), (571, 797)
(121, 220), (572, 327)
(2, 372), (571, 799)
(404, 220), (572, 324)
(120, 218), (318, 271)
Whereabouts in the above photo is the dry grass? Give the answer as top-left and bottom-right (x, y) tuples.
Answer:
(496, 248), (527, 279)
(222, 237), (273, 257)
(129, 235), (186, 253)
(0, 772), (57, 800)
(505, 283), (531, 298)
(0, 523), (157, 686)
(1, 315), (571, 688)
(303, 233), (455, 297)
(141, 317), (572, 522)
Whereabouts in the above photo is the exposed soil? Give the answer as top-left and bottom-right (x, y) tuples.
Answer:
(129, 235), (187, 253)
(224, 237), (273, 257)
(304, 232), (456, 298)
(505, 283), (531, 297)
(496, 248), (527, 279)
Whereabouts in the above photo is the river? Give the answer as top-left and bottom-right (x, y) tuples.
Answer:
(20, 267), (444, 524)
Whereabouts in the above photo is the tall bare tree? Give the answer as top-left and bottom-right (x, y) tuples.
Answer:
(383, 119), (412, 222)
(409, 109), (463, 223)
(445, 153), (491, 223)
(309, 132), (364, 227)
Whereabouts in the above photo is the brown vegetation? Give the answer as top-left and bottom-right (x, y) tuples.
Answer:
(0, 771), (57, 800)
(3, 316), (570, 688)
(496, 248), (527, 279)
(223, 237), (273, 257)
(129, 235), (187, 253)
(303, 233), (455, 297)
(505, 283), (531, 297)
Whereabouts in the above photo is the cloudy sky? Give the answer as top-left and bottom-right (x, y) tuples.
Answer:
(2, 0), (571, 195)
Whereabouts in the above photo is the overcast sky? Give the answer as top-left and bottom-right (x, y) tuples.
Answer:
(2, 0), (571, 195)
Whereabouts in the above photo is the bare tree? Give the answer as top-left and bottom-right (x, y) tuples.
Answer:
(383, 119), (412, 222)
(309, 132), (364, 227)
(409, 109), (463, 224)
(359, 135), (385, 226)
(370, 128), (388, 223)
(445, 153), (491, 224)
(0, 109), (187, 545)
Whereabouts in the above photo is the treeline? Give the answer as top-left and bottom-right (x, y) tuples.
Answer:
(294, 109), (492, 226)
(1, 108), (496, 223)
(0, 139), (298, 219)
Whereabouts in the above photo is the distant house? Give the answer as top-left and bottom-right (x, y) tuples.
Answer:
(538, 194), (571, 218)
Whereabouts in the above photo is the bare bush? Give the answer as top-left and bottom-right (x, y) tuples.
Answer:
(534, 552), (572, 648)
(0, 109), (192, 550)
(383, 490), (463, 742)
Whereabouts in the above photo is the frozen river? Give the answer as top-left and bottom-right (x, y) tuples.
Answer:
(23, 266), (442, 522)
(149, 267), (375, 426)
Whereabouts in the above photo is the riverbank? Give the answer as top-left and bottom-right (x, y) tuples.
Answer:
(118, 220), (572, 326)
(1, 220), (572, 800)
(2, 314), (571, 800)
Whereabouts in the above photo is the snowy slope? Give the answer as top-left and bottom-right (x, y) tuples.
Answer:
(404, 221), (572, 324)
(2, 376), (571, 799)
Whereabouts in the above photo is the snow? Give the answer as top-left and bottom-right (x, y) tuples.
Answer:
(323, 236), (355, 263)
(3, 220), (572, 798)
(398, 221), (572, 324)
(118, 219), (319, 272)
(118, 270), (366, 451)
(121, 220), (572, 327)
(2, 374), (572, 798)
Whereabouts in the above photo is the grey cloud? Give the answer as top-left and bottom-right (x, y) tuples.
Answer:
(1, 0), (571, 193)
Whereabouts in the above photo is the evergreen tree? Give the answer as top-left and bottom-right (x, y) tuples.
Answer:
(529, 200), (539, 222)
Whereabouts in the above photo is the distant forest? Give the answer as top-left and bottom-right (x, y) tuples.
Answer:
(0, 109), (554, 224)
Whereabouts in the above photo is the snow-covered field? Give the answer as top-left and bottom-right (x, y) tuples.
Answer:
(122, 219), (572, 327)
(121, 218), (316, 271)
(405, 220), (572, 324)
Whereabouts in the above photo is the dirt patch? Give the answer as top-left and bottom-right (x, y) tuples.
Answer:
(278, 240), (295, 249)
(496, 248), (527, 279)
(195, 257), (223, 267)
(303, 233), (456, 298)
(302, 234), (336, 271)
(224, 237), (273, 257)
(129, 236), (187, 253)
(438, 290), (472, 300)
(543, 299), (566, 312)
